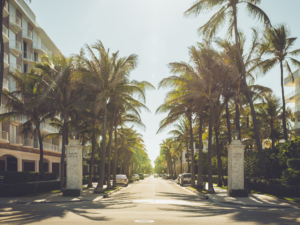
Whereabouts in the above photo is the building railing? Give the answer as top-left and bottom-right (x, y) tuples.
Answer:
(9, 63), (22, 72)
(9, 40), (22, 52)
(0, 131), (8, 142)
(291, 105), (300, 113)
(285, 88), (300, 101)
(22, 29), (33, 40)
(23, 51), (33, 61)
(9, 15), (22, 28)
(4, 52), (8, 65)
(10, 135), (24, 145)
(34, 141), (62, 153)
(284, 69), (300, 85)
(23, 137), (33, 147)
(12, 115), (22, 122)
(33, 42), (52, 55)
(3, 78), (9, 90)
(2, 25), (8, 37)
(0, 104), (8, 114)
(40, 123), (59, 133)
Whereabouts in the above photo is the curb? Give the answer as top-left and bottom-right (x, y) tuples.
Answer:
(185, 187), (209, 200)
(103, 187), (123, 198)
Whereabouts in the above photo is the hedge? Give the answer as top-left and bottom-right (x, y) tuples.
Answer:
(202, 175), (228, 186)
(0, 180), (60, 197)
(3, 171), (58, 184)
(287, 158), (300, 170)
(63, 189), (81, 197)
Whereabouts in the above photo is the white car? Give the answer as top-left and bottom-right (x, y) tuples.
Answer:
(116, 174), (129, 186)
(177, 174), (182, 184)
(180, 173), (191, 186)
(131, 174), (140, 181)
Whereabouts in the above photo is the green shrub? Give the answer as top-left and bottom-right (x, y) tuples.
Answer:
(202, 175), (228, 186)
(63, 189), (81, 197)
(282, 168), (300, 185)
(287, 158), (300, 170)
(3, 171), (58, 184)
(0, 181), (60, 197)
(229, 189), (248, 197)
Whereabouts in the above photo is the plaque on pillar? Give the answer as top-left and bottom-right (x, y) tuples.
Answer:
(227, 130), (247, 196)
(64, 130), (84, 197)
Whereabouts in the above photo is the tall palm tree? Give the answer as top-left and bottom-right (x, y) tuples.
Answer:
(184, 0), (271, 179)
(260, 25), (300, 141)
(35, 54), (85, 189)
(1, 69), (52, 180)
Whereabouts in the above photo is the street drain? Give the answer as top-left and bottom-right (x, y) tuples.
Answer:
(134, 220), (155, 223)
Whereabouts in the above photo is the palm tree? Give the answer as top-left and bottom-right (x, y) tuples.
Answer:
(35, 54), (85, 189)
(260, 25), (300, 141)
(184, 0), (271, 179)
(1, 69), (53, 180)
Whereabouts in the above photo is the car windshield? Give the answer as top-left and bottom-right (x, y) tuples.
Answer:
(183, 174), (191, 178)
(117, 175), (126, 178)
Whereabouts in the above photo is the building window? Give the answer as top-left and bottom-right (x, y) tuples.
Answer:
(34, 52), (38, 62)
(23, 64), (28, 73)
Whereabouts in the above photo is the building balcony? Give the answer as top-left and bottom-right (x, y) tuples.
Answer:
(9, 40), (22, 56)
(0, 131), (8, 143)
(22, 51), (33, 63)
(284, 69), (300, 87)
(4, 52), (9, 68)
(22, 29), (33, 43)
(9, 63), (22, 72)
(33, 42), (51, 55)
(9, 15), (22, 32)
(3, 78), (9, 91)
(33, 141), (62, 153)
(3, 1), (8, 18)
(0, 104), (8, 114)
(40, 123), (59, 133)
(2, 25), (8, 43)
(11, 115), (22, 124)
(285, 88), (300, 103)
(10, 135), (24, 146)
(23, 138), (33, 148)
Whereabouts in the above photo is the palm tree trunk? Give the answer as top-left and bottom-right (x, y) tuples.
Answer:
(106, 106), (115, 188)
(280, 61), (288, 140)
(60, 117), (68, 190)
(208, 101), (215, 193)
(113, 125), (118, 187)
(271, 123), (275, 149)
(88, 124), (96, 188)
(180, 150), (182, 174)
(0, 1), (5, 106)
(225, 102), (232, 144)
(186, 141), (190, 173)
(232, 5), (268, 179)
(197, 112), (203, 189)
(95, 105), (107, 193)
(37, 127), (45, 181)
(188, 114), (195, 187)
(235, 98), (241, 139)
(215, 129), (224, 187)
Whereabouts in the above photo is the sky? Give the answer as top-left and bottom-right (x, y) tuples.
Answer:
(29, 0), (300, 167)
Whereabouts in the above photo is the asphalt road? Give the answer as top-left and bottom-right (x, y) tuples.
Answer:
(1, 176), (300, 224)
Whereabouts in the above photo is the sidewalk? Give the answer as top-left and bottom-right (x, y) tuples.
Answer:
(187, 183), (299, 208)
(0, 182), (122, 205)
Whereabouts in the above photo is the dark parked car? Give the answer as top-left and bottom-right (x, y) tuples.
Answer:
(138, 173), (144, 179)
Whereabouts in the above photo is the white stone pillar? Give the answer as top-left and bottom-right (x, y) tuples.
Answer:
(17, 159), (22, 172)
(227, 140), (245, 195)
(65, 139), (84, 195)
(35, 160), (39, 172)
(49, 161), (52, 173)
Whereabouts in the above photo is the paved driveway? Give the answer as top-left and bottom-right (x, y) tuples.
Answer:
(0, 176), (300, 224)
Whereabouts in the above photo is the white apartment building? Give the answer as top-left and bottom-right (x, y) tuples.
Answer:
(0, 0), (62, 175)
(285, 68), (300, 136)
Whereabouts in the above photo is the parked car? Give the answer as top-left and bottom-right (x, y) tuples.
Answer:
(180, 173), (191, 186)
(116, 174), (129, 186)
(162, 174), (171, 179)
(131, 174), (140, 181)
(138, 173), (144, 179)
(154, 174), (159, 178)
(159, 174), (163, 177)
(177, 174), (182, 184)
